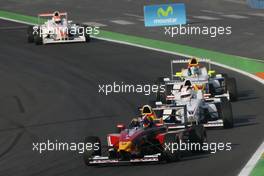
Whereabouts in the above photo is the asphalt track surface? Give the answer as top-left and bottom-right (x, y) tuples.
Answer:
(1, 0), (264, 59)
(0, 20), (264, 176)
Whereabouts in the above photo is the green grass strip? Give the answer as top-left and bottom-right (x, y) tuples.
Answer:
(0, 10), (46, 24)
(97, 30), (264, 73)
(0, 10), (263, 73)
(251, 156), (264, 176)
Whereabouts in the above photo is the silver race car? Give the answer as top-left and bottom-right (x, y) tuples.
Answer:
(27, 11), (90, 45)
(154, 79), (234, 129)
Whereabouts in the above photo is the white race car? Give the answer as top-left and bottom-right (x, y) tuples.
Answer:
(27, 11), (90, 45)
(155, 79), (234, 129)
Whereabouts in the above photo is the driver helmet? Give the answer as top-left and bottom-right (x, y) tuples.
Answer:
(53, 11), (62, 24)
(188, 58), (200, 76)
(130, 118), (140, 128)
(188, 58), (199, 68)
(180, 87), (192, 101)
(141, 105), (156, 128)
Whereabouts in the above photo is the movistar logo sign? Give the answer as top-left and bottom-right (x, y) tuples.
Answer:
(157, 6), (173, 17)
(144, 3), (186, 27)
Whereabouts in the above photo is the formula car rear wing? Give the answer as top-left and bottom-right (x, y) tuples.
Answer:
(170, 58), (212, 80)
(153, 105), (189, 127)
(37, 12), (68, 24)
(38, 12), (67, 17)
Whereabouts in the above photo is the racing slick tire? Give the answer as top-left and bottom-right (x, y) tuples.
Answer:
(34, 35), (43, 45)
(220, 98), (234, 128)
(83, 136), (101, 166)
(208, 83), (216, 97)
(85, 33), (91, 42)
(221, 73), (228, 80)
(226, 77), (238, 101)
(155, 77), (167, 104)
(162, 133), (181, 162)
(189, 125), (207, 153)
(27, 26), (35, 43)
(80, 25), (91, 42)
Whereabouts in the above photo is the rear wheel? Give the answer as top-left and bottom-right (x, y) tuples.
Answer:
(85, 33), (91, 42)
(34, 35), (43, 45)
(162, 133), (181, 162)
(83, 136), (101, 166)
(27, 26), (34, 43)
(80, 25), (91, 42)
(208, 83), (216, 97)
(219, 98), (234, 128)
(156, 77), (167, 104)
(226, 77), (238, 101)
(189, 125), (207, 153)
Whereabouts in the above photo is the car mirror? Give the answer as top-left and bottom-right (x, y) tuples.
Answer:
(116, 124), (126, 131)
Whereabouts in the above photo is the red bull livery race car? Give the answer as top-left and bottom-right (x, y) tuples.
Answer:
(83, 105), (207, 165)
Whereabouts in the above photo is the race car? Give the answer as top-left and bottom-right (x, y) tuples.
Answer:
(27, 11), (90, 45)
(171, 58), (238, 101)
(154, 79), (234, 129)
(83, 105), (206, 165)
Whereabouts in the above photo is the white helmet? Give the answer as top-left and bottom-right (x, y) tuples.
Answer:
(180, 87), (192, 101)
(53, 11), (62, 24)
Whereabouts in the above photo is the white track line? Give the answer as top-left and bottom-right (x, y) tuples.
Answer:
(137, 18), (145, 22)
(124, 13), (143, 18)
(1, 16), (264, 176)
(247, 12), (264, 17)
(224, 0), (247, 4)
(83, 22), (107, 27)
(200, 10), (224, 15)
(110, 20), (135, 25)
(192, 15), (221, 20)
(123, 13), (144, 22)
(238, 141), (264, 176)
(221, 14), (249, 19)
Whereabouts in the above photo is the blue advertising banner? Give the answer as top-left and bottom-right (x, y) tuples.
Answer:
(247, 0), (264, 9)
(144, 3), (186, 27)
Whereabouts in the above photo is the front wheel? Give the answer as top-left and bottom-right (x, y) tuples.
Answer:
(189, 125), (207, 153)
(34, 35), (43, 45)
(83, 136), (101, 166)
(162, 133), (181, 162)
(27, 26), (35, 43)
